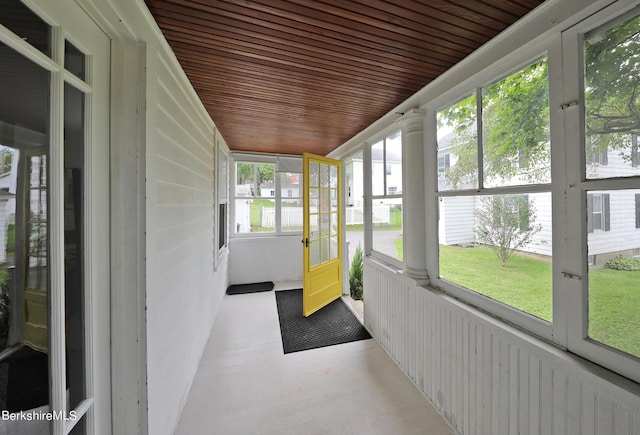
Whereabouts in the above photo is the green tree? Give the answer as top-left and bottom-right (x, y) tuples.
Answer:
(584, 14), (640, 161)
(236, 162), (254, 185)
(236, 163), (275, 196)
(349, 244), (364, 300)
(439, 14), (640, 183)
(439, 60), (549, 187)
(475, 195), (542, 266)
(0, 147), (14, 175)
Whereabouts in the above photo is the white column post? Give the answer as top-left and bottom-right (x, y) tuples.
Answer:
(402, 109), (428, 282)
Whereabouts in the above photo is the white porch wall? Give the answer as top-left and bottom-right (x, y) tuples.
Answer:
(229, 236), (303, 284)
(145, 49), (228, 435)
(90, 1), (231, 434)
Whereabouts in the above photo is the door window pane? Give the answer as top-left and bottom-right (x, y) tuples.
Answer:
(65, 41), (86, 81)
(64, 83), (86, 410)
(0, 41), (51, 432)
(0, 0), (51, 56)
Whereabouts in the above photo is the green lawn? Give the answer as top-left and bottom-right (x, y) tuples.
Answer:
(439, 245), (640, 358)
(249, 199), (274, 232)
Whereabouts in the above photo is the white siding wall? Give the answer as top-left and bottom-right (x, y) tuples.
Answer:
(229, 236), (303, 284)
(145, 50), (228, 435)
(438, 196), (476, 245)
(439, 194), (553, 257)
(588, 189), (640, 257)
(526, 192), (553, 257)
(364, 259), (640, 435)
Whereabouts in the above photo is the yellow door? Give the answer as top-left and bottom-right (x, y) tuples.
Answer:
(303, 153), (342, 316)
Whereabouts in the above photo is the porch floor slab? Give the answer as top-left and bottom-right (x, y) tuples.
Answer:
(174, 282), (453, 435)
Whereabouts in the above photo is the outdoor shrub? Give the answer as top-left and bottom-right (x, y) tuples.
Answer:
(475, 195), (542, 266)
(604, 254), (640, 271)
(350, 244), (364, 300)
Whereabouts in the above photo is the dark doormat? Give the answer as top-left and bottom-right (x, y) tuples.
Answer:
(275, 289), (371, 354)
(226, 281), (274, 295)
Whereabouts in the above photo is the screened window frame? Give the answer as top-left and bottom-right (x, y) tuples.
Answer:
(231, 156), (303, 237)
(365, 128), (404, 268)
(426, 0), (640, 385)
(561, 1), (640, 384)
(433, 53), (555, 341)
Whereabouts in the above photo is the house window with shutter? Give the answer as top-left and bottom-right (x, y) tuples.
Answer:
(636, 194), (640, 229)
(587, 193), (610, 232)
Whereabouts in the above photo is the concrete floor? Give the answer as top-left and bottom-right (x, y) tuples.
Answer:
(174, 281), (453, 435)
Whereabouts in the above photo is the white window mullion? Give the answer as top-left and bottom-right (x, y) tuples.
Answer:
(476, 87), (484, 190)
(363, 142), (373, 256)
(547, 33), (570, 348)
(275, 170), (281, 233)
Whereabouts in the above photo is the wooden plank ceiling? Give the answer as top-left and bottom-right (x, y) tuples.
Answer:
(144, 0), (544, 156)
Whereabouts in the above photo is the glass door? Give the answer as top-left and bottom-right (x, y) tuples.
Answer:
(0, 0), (111, 433)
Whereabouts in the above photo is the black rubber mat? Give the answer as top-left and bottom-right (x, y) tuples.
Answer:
(226, 281), (274, 295)
(275, 289), (371, 354)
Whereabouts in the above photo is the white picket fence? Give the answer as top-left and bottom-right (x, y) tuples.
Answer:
(259, 204), (390, 227)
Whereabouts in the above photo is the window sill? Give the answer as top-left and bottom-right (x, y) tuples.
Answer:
(364, 256), (429, 287)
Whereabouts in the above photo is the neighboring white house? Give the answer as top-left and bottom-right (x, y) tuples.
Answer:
(437, 131), (640, 264)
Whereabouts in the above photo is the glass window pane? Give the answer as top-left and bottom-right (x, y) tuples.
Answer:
(371, 140), (385, 196)
(64, 83), (86, 409)
(234, 198), (275, 233)
(279, 172), (301, 198)
(309, 162), (318, 187)
(320, 214), (329, 238)
(329, 165), (338, 188)
(321, 238), (330, 263)
(483, 59), (550, 187)
(236, 163), (255, 197)
(281, 198), (302, 232)
(310, 239), (320, 267)
(320, 163), (329, 188)
(219, 203), (227, 248)
(309, 213), (319, 236)
(587, 189), (640, 358)
(0, 1), (51, 56)
(385, 131), (402, 195)
(309, 188), (319, 213)
(320, 188), (329, 213)
(330, 212), (338, 236)
(439, 193), (552, 321)
(584, 14), (640, 180)
(0, 41), (51, 429)
(65, 40), (86, 81)
(235, 163), (275, 198)
(372, 199), (403, 261)
(437, 94), (478, 191)
(69, 413), (86, 435)
(330, 236), (338, 260)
